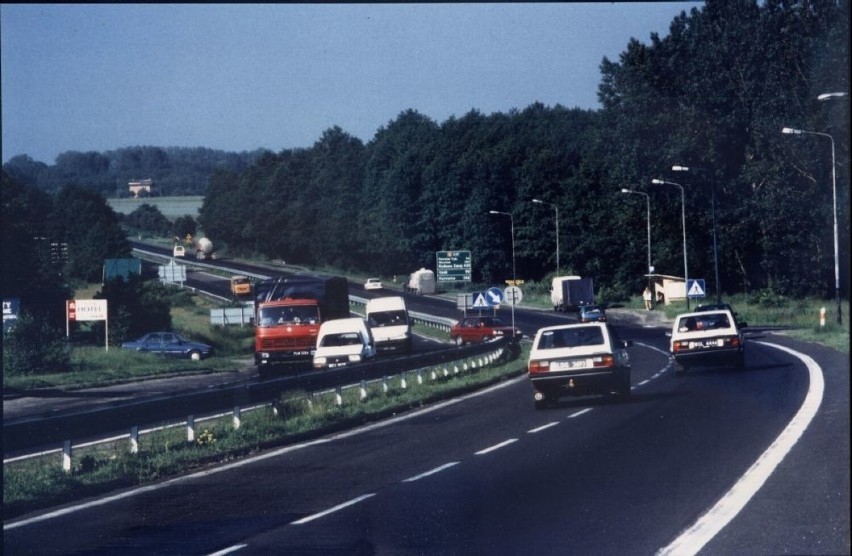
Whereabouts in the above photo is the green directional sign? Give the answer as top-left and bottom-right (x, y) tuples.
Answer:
(436, 250), (472, 283)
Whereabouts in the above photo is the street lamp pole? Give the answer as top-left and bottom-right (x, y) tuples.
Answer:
(652, 179), (689, 309)
(782, 125), (841, 324)
(620, 189), (652, 279)
(488, 210), (516, 283)
(672, 165), (720, 304)
(532, 199), (559, 276)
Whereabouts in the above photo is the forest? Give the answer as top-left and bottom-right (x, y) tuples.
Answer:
(3, 0), (849, 304)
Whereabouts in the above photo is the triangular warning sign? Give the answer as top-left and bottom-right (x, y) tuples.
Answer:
(472, 293), (490, 308)
(688, 281), (705, 296)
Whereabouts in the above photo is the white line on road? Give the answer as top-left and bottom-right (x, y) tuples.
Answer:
(528, 422), (560, 433)
(568, 408), (593, 419)
(403, 462), (460, 482)
(291, 494), (376, 525)
(657, 341), (825, 556)
(207, 544), (247, 555)
(475, 439), (518, 455)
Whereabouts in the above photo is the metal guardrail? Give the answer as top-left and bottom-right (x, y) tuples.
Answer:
(131, 247), (272, 281)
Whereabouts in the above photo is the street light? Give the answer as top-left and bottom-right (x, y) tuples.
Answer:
(672, 165), (721, 304)
(783, 123), (842, 324)
(532, 199), (559, 276)
(488, 210), (516, 283)
(620, 189), (652, 280)
(651, 178), (690, 309)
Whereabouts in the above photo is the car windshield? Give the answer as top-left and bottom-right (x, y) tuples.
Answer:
(320, 332), (363, 347)
(677, 313), (731, 332)
(538, 326), (604, 349)
(368, 310), (406, 327)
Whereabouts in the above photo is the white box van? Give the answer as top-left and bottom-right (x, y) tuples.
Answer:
(312, 317), (376, 369)
(366, 296), (412, 353)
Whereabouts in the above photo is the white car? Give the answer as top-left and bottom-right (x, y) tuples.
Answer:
(364, 278), (383, 290)
(668, 309), (745, 374)
(313, 317), (377, 369)
(527, 322), (632, 408)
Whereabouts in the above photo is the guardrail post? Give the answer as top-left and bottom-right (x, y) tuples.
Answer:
(233, 406), (242, 429)
(382, 376), (389, 393)
(417, 369), (423, 385)
(62, 440), (72, 472)
(187, 415), (196, 443)
(335, 387), (343, 406)
(360, 380), (368, 401)
(130, 426), (139, 454)
(400, 373), (407, 390)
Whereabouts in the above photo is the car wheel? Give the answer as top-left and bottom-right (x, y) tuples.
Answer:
(734, 352), (746, 371)
(674, 360), (687, 376)
(189, 350), (202, 361)
(454, 336), (464, 347)
(617, 373), (632, 399)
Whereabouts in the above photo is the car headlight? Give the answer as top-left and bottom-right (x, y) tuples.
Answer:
(348, 354), (363, 363)
(314, 357), (327, 367)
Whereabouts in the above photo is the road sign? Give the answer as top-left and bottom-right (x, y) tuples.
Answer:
(486, 287), (504, 306)
(687, 279), (706, 298)
(503, 286), (523, 306)
(471, 292), (490, 308)
(436, 250), (472, 282)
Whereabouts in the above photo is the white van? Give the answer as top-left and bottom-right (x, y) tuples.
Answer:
(366, 296), (412, 353)
(313, 317), (376, 369)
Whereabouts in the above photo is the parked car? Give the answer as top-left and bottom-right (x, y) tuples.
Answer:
(313, 317), (377, 369)
(450, 315), (523, 347)
(364, 277), (383, 290)
(578, 305), (606, 322)
(527, 322), (632, 408)
(121, 332), (212, 360)
(668, 309), (746, 374)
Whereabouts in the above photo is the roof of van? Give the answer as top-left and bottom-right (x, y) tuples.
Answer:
(318, 317), (368, 333)
(366, 296), (406, 311)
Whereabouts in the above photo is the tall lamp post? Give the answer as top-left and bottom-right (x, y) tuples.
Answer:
(620, 189), (652, 280)
(652, 179), (689, 309)
(532, 199), (559, 276)
(782, 124), (842, 324)
(488, 210), (516, 284)
(672, 165), (720, 304)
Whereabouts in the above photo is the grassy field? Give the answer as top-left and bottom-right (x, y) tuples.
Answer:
(108, 196), (204, 218)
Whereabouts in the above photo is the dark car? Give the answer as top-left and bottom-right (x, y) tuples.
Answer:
(121, 332), (212, 361)
(450, 315), (523, 347)
(578, 305), (606, 322)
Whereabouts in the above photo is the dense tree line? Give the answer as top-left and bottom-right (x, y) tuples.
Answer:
(200, 0), (849, 298)
(2, 146), (265, 197)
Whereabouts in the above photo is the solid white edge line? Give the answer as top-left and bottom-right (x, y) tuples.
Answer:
(291, 493), (376, 525)
(403, 462), (460, 483)
(568, 408), (593, 419)
(206, 544), (248, 556)
(475, 438), (518, 455)
(528, 422), (560, 433)
(657, 341), (825, 556)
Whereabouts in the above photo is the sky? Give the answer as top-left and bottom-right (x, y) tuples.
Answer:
(1, 3), (699, 165)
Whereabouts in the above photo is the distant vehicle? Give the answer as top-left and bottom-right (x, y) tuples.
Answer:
(527, 322), (632, 408)
(407, 268), (436, 295)
(450, 315), (523, 348)
(195, 237), (214, 259)
(121, 332), (212, 361)
(313, 317), (376, 369)
(364, 277), (383, 290)
(173, 245), (186, 258)
(230, 275), (252, 297)
(550, 275), (595, 311)
(578, 305), (606, 323)
(366, 296), (412, 353)
(254, 275), (350, 367)
(668, 309), (746, 374)
(694, 303), (747, 327)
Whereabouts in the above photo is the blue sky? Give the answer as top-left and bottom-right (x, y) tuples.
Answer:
(1, 3), (698, 164)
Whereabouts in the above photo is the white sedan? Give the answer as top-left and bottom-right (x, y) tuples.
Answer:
(364, 278), (383, 290)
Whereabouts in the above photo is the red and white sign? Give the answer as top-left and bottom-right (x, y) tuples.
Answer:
(67, 299), (108, 322)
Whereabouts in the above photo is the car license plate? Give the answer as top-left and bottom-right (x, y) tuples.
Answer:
(553, 359), (585, 371)
(689, 339), (721, 349)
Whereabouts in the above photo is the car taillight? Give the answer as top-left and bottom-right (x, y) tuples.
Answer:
(529, 360), (550, 374)
(592, 355), (614, 367)
(672, 341), (689, 352)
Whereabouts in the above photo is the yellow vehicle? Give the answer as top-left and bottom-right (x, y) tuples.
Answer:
(230, 275), (252, 297)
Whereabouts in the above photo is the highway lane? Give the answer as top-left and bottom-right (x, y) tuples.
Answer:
(6, 331), (847, 554)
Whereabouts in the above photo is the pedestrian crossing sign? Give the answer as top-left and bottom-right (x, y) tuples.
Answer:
(687, 279), (706, 298)
(472, 292), (490, 308)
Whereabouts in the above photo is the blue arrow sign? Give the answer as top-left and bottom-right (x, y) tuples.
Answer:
(486, 287), (504, 306)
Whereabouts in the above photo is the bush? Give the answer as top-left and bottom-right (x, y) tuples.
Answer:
(2, 311), (70, 375)
(747, 288), (790, 308)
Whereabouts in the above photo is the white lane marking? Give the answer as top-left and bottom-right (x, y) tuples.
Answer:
(528, 422), (559, 433)
(4, 375), (526, 531)
(638, 379), (650, 386)
(403, 462), (460, 482)
(291, 493), (376, 525)
(657, 341), (825, 556)
(475, 439), (518, 455)
(207, 544), (247, 556)
(568, 408), (593, 419)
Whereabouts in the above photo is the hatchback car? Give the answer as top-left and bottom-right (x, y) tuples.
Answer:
(121, 332), (212, 360)
(364, 277), (383, 290)
(668, 309), (745, 374)
(578, 305), (606, 322)
(527, 323), (632, 408)
(450, 315), (523, 347)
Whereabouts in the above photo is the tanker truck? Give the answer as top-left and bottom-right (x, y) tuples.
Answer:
(253, 275), (350, 368)
(195, 237), (215, 259)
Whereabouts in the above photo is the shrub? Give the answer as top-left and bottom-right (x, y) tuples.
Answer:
(2, 311), (70, 375)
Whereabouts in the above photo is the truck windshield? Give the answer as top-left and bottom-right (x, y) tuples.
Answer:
(368, 310), (407, 327)
(258, 306), (319, 327)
